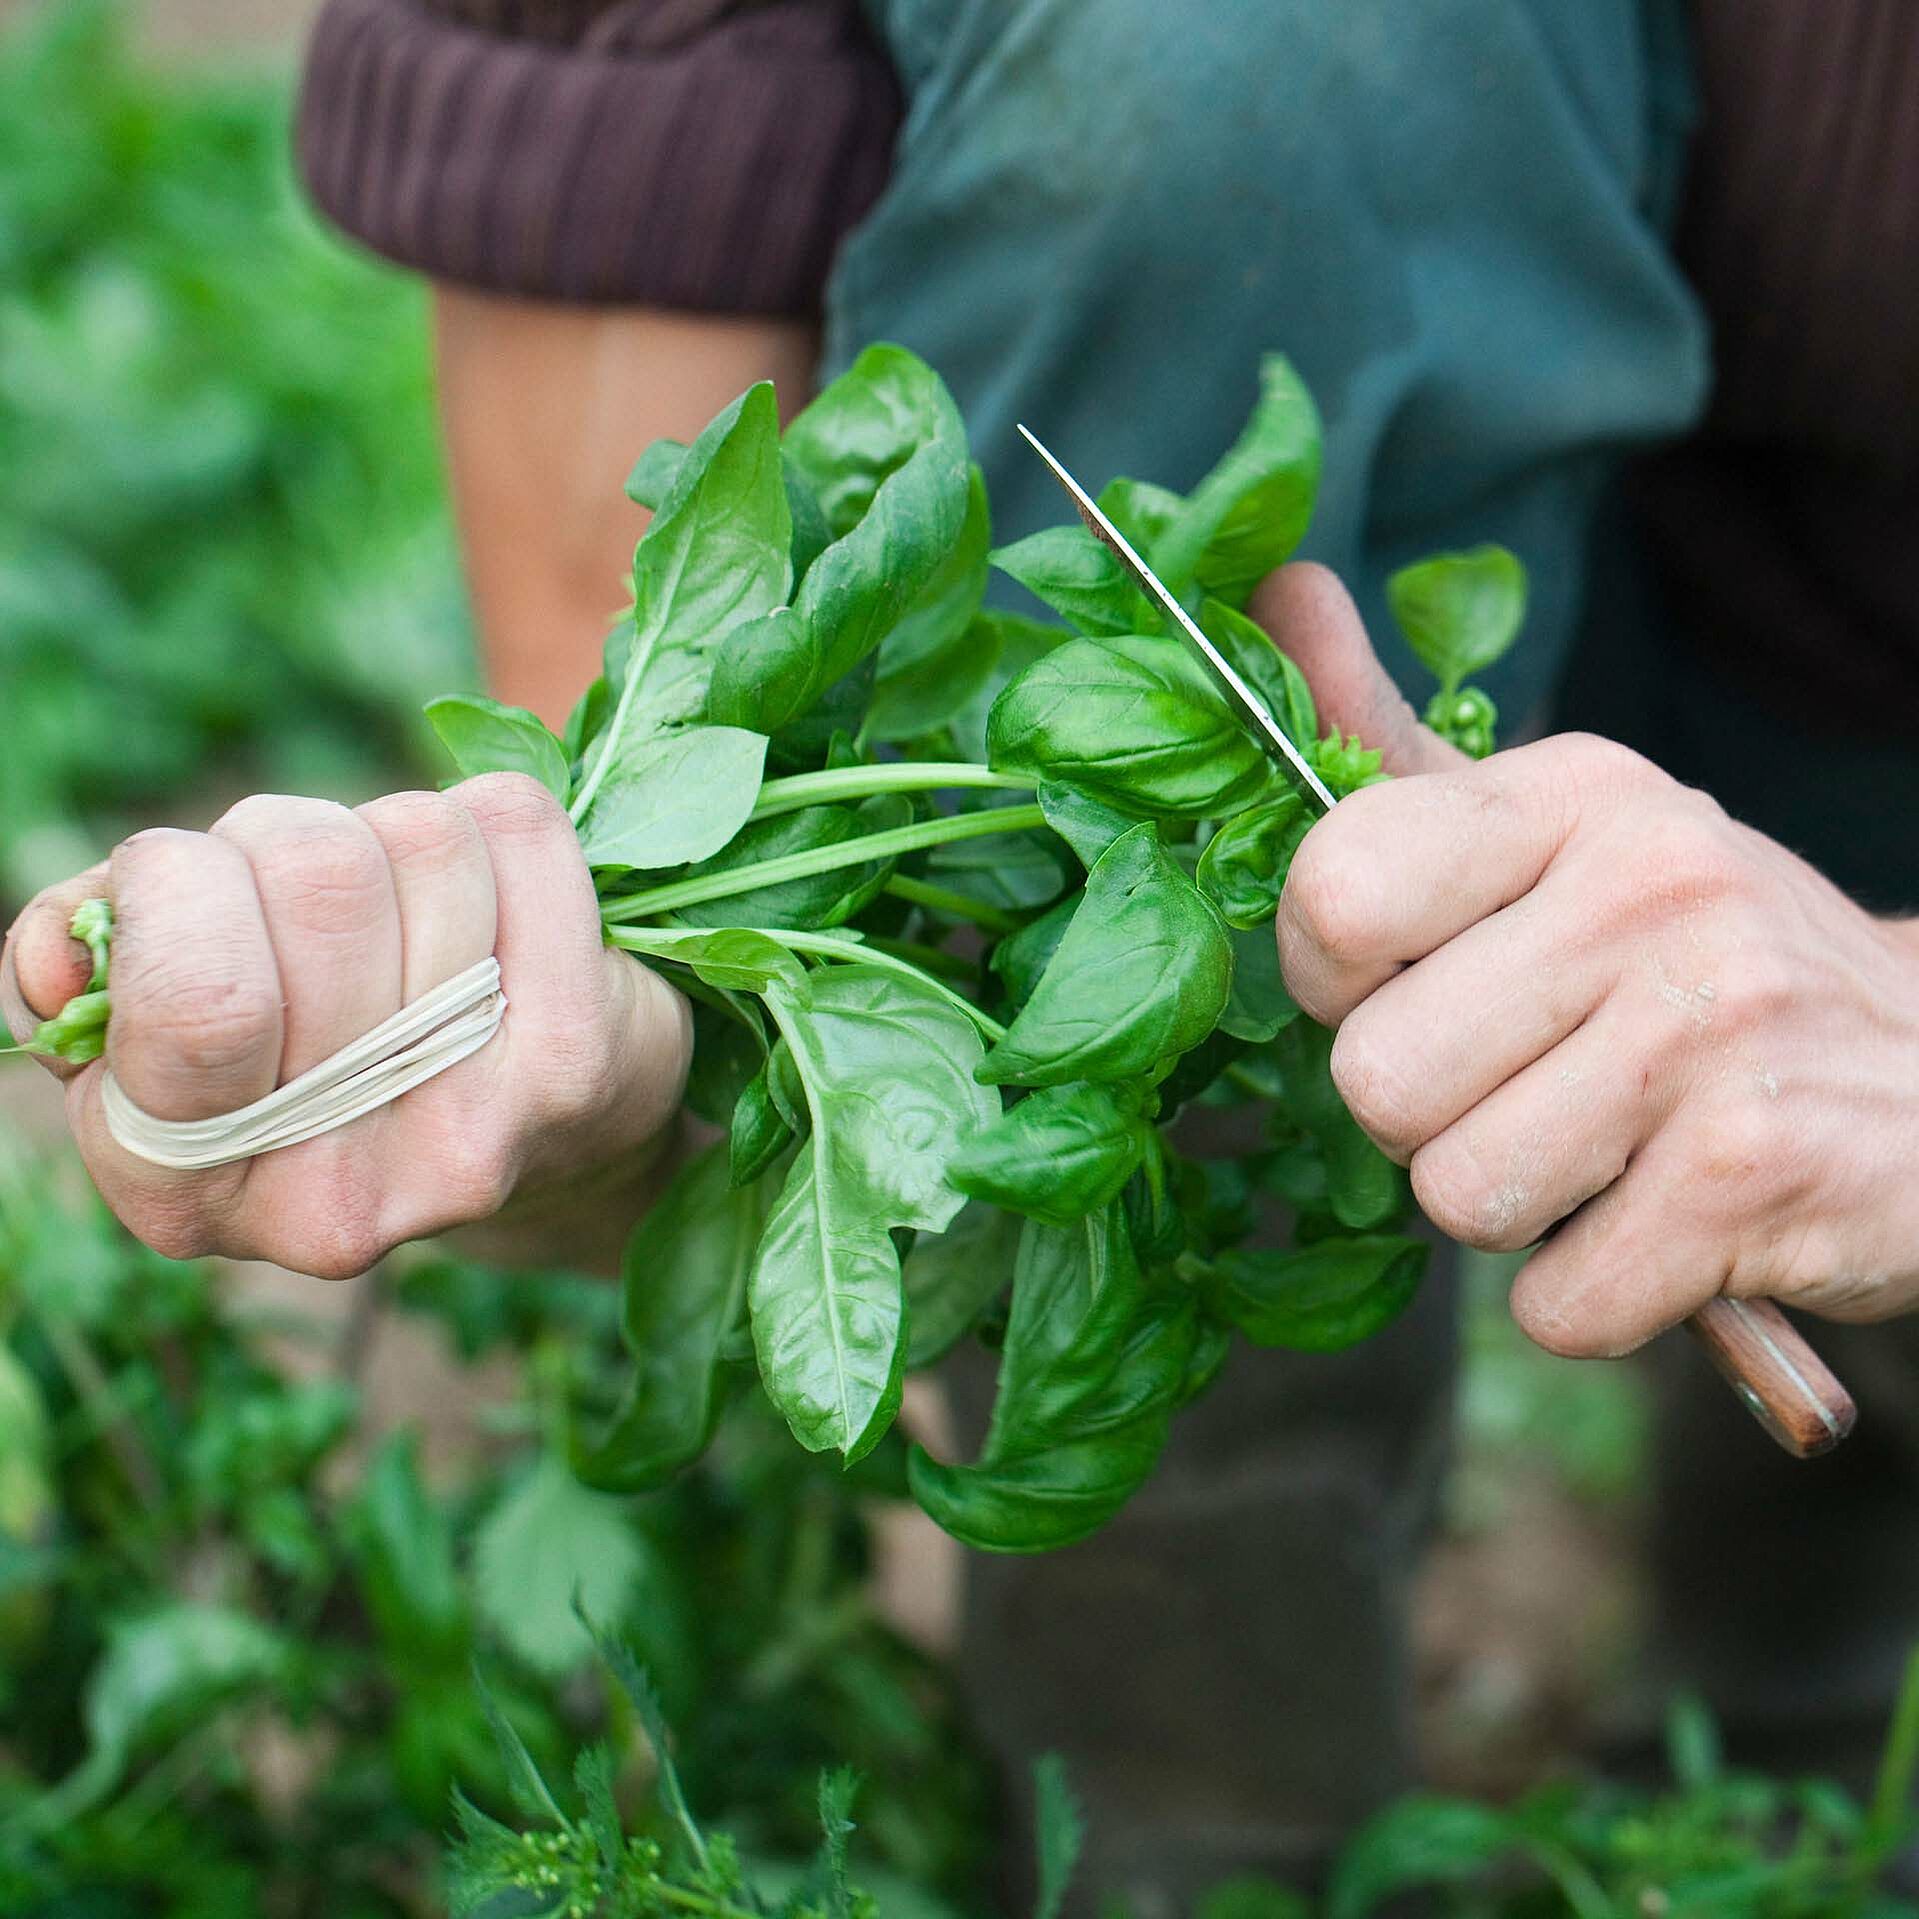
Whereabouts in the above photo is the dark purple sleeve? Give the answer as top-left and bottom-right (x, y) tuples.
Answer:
(295, 0), (902, 314)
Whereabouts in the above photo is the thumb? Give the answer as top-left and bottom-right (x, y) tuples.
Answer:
(1248, 562), (1465, 779)
(2, 864), (109, 1078)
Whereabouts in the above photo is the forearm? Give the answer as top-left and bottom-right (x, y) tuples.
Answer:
(431, 289), (819, 725)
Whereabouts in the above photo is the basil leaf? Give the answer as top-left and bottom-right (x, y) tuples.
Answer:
(1387, 544), (1528, 696)
(1272, 1020), (1403, 1229)
(729, 1063), (794, 1187)
(866, 464), (993, 742)
(577, 725), (768, 872)
(624, 436), (687, 509)
(575, 1142), (775, 1492)
(1155, 354), (1321, 607)
(752, 966), (1001, 1460)
(988, 894), (1077, 1013)
(609, 925), (806, 996)
(980, 824), (1232, 1087)
(1037, 782), (1136, 870)
(727, 345), (968, 733)
(425, 694), (571, 802)
(907, 1208), (1196, 1552)
(924, 808), (1071, 914)
(1197, 793), (1311, 929)
(1096, 475), (1184, 561)
(948, 611), (1068, 763)
(670, 795), (912, 929)
(989, 525), (1151, 637)
(903, 1200), (1021, 1368)
(1215, 1234), (1428, 1352)
(1200, 597), (1317, 753)
(587, 381), (791, 764)
(987, 634), (1274, 819)
(951, 1082), (1150, 1227)
(1218, 923), (1299, 1045)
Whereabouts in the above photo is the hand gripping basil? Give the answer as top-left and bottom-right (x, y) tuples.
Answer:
(17, 345), (1526, 1552)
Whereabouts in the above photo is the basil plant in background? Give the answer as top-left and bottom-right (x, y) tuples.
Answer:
(28, 346), (1524, 1554)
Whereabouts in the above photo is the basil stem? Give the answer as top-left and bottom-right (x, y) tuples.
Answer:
(600, 804), (1047, 923)
(748, 762), (1031, 822)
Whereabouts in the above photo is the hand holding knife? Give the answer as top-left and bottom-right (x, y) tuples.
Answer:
(1019, 424), (1856, 1460)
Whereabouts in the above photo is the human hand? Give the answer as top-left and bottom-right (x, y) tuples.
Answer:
(2, 776), (689, 1278)
(1256, 564), (1919, 1356)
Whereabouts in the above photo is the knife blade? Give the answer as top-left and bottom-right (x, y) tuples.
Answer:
(1016, 423), (1338, 813)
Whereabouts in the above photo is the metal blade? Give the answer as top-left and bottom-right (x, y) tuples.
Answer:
(1016, 424), (1336, 812)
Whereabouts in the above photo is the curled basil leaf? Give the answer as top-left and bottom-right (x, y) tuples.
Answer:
(980, 825), (1232, 1088)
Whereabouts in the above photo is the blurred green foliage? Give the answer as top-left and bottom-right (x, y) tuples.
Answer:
(0, 0), (471, 900)
(0, 1151), (988, 1916)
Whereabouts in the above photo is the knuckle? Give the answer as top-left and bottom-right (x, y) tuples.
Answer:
(267, 1202), (390, 1283)
(1685, 1101), (1780, 1217)
(1281, 828), (1380, 965)
(357, 790), (478, 869)
(454, 771), (571, 842)
(125, 1204), (216, 1265)
(1328, 1021), (1420, 1153)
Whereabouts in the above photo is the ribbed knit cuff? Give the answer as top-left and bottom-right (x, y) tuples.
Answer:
(296, 0), (902, 313)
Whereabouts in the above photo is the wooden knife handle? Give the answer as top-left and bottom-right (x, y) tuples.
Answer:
(1685, 1297), (1856, 1458)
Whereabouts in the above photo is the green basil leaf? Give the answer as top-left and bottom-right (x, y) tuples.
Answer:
(624, 436), (687, 509)
(1155, 354), (1321, 607)
(609, 925), (806, 996)
(951, 1082), (1150, 1227)
(1096, 475), (1184, 562)
(866, 464), (993, 742)
(988, 634), (1274, 819)
(1272, 1019), (1403, 1229)
(924, 807), (1072, 914)
(1037, 782), (1136, 870)
(705, 607), (819, 735)
(670, 794), (912, 929)
(903, 1200), (1022, 1368)
(589, 381), (791, 759)
(752, 966), (1000, 1460)
(988, 894), (1078, 1013)
(741, 345), (969, 731)
(424, 694), (571, 802)
(1215, 1234), (1428, 1352)
(1386, 544), (1528, 697)
(729, 1063), (794, 1187)
(575, 1142), (775, 1492)
(577, 724), (768, 872)
(907, 1208), (1196, 1552)
(948, 611), (1069, 763)
(1218, 922), (1299, 1044)
(980, 824), (1232, 1087)
(1199, 597), (1317, 753)
(989, 525), (1152, 637)
(1197, 793), (1312, 929)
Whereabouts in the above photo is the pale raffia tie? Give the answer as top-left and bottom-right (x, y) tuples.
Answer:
(100, 957), (506, 1172)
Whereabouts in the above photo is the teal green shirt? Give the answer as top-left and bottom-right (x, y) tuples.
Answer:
(824, 0), (1708, 726)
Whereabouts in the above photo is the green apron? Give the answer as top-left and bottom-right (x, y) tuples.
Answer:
(826, 0), (1707, 727)
(818, 4), (1709, 1902)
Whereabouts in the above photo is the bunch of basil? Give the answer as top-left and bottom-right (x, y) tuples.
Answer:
(26, 345), (1519, 1553)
